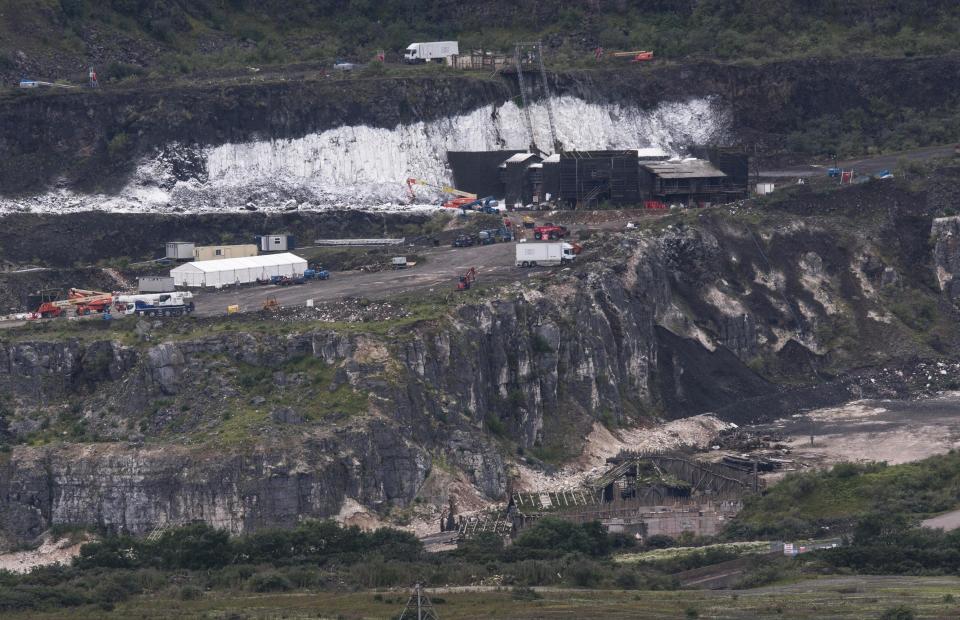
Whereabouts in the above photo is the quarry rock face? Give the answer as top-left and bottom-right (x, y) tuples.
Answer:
(0, 423), (428, 549)
(932, 216), (960, 299)
(0, 186), (955, 547)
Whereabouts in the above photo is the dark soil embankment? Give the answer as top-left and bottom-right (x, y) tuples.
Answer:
(0, 210), (430, 267)
(0, 75), (509, 194)
(3, 56), (960, 195)
(0, 268), (119, 314)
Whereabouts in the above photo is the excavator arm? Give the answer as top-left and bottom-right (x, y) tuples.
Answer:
(406, 178), (477, 200)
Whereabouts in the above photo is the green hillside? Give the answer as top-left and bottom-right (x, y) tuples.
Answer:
(2, 0), (960, 83)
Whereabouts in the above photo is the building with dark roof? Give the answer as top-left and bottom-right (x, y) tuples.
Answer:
(446, 147), (747, 209)
(639, 158), (748, 207)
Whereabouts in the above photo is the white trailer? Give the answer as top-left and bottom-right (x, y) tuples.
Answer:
(257, 234), (295, 252)
(515, 242), (576, 267)
(166, 241), (195, 261)
(404, 41), (459, 64)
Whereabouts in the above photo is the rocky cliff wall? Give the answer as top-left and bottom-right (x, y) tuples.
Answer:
(3, 56), (960, 197)
(3, 176), (959, 548)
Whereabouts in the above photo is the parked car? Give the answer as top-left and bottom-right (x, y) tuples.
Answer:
(452, 234), (476, 248)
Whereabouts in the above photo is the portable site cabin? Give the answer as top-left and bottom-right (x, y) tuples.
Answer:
(193, 244), (258, 261)
(257, 234), (295, 252)
(166, 241), (195, 260)
(170, 253), (307, 288)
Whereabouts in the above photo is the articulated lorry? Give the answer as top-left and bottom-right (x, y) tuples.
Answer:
(114, 292), (195, 316)
(515, 242), (577, 267)
(404, 41), (459, 64)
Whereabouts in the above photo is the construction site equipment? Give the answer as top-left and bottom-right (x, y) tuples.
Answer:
(227, 304), (240, 314)
(114, 291), (193, 311)
(514, 41), (562, 155)
(398, 583), (440, 620)
(133, 298), (193, 316)
(18, 79), (77, 89)
(456, 267), (477, 291)
(522, 215), (535, 228)
(533, 223), (569, 240)
(75, 298), (113, 316)
(456, 196), (500, 213)
(34, 288), (112, 319)
(271, 275), (305, 286)
(391, 257), (409, 269)
(406, 178), (477, 209)
(452, 234), (475, 248)
(516, 242), (577, 267)
(303, 268), (330, 280)
(130, 293), (195, 317)
(314, 238), (405, 246)
(610, 50), (654, 62)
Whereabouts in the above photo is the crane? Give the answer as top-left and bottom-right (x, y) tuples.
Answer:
(406, 178), (476, 200)
(610, 50), (655, 62)
(406, 177), (479, 209)
(34, 288), (113, 319)
(514, 41), (563, 155)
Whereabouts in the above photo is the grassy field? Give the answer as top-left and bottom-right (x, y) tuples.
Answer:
(615, 541), (772, 564)
(5, 577), (959, 619)
(728, 453), (960, 539)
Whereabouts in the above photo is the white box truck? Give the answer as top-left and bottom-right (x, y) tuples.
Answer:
(404, 41), (459, 64)
(516, 242), (577, 267)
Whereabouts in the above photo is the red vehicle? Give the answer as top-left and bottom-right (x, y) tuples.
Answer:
(456, 267), (477, 291)
(75, 298), (113, 315)
(533, 223), (569, 240)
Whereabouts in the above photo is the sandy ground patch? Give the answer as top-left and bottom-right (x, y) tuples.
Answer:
(757, 393), (960, 468)
(515, 414), (732, 492)
(0, 533), (93, 574)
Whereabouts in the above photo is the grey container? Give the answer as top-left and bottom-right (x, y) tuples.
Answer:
(138, 276), (176, 293)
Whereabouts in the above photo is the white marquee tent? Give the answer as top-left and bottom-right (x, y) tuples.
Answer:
(170, 252), (308, 288)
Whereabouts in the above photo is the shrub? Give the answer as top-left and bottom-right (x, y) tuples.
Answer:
(510, 519), (611, 559)
(107, 133), (131, 160)
(59, 0), (84, 18)
(155, 523), (232, 570)
(484, 413), (506, 437)
(880, 606), (915, 620)
(248, 571), (293, 592)
(614, 570), (639, 588)
(531, 334), (553, 354)
(456, 532), (504, 562)
(568, 561), (604, 587)
(644, 535), (677, 550)
(510, 586), (541, 600)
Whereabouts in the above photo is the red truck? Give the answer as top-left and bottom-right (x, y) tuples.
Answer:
(533, 223), (569, 240)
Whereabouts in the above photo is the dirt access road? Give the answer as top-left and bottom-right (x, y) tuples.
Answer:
(191, 240), (524, 316)
(760, 144), (957, 178)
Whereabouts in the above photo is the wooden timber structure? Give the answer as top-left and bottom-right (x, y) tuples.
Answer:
(456, 452), (757, 541)
(593, 451), (759, 502)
